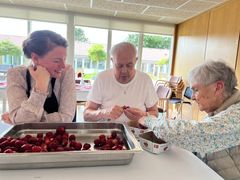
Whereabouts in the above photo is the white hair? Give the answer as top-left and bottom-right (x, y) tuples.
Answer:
(110, 42), (137, 57)
(188, 60), (237, 97)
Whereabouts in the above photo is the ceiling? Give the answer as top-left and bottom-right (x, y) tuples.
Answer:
(0, 0), (228, 24)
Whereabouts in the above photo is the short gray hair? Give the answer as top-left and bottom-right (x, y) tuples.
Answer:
(110, 42), (137, 57)
(188, 60), (237, 97)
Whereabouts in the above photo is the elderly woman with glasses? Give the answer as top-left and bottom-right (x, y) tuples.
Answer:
(84, 42), (158, 124)
(139, 60), (240, 180)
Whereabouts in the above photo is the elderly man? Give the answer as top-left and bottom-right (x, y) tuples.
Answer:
(84, 42), (158, 124)
(139, 60), (240, 180)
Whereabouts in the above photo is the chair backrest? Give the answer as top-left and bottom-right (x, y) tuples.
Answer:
(183, 86), (193, 99)
(168, 76), (182, 87)
(84, 79), (91, 84)
(156, 85), (172, 99)
(168, 76), (184, 98)
(156, 85), (172, 117)
(154, 80), (167, 90)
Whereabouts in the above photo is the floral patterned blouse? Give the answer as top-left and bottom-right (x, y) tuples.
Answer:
(145, 90), (240, 154)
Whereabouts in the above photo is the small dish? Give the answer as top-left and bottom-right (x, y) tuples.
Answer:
(127, 120), (150, 140)
(139, 131), (169, 154)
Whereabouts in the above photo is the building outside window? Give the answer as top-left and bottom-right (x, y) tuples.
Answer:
(141, 33), (173, 80)
(0, 18), (67, 67)
(0, 17), (174, 82)
(74, 26), (108, 80)
(0, 17), (27, 78)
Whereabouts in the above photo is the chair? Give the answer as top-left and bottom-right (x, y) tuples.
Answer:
(168, 86), (193, 119)
(169, 76), (182, 86)
(75, 79), (91, 85)
(155, 79), (167, 90)
(156, 85), (172, 118)
(167, 76), (184, 98)
(155, 76), (184, 98)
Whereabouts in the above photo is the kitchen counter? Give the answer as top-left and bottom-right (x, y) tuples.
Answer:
(0, 146), (223, 180)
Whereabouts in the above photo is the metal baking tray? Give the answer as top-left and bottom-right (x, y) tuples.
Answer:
(0, 122), (142, 169)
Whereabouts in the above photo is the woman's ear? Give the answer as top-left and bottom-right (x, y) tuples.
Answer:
(215, 80), (224, 95)
(31, 53), (39, 66)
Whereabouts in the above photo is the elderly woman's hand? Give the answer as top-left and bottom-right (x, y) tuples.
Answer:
(138, 116), (147, 128)
(123, 107), (146, 121)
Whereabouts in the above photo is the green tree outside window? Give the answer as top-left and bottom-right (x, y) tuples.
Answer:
(0, 40), (22, 64)
(126, 34), (171, 49)
(74, 28), (88, 42)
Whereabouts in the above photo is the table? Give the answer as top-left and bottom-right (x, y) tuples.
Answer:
(0, 146), (223, 180)
(76, 84), (92, 102)
(0, 83), (91, 107)
(0, 86), (7, 113)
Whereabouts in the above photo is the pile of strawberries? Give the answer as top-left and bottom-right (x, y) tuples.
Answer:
(0, 127), (127, 153)
(0, 126), (91, 153)
(93, 131), (125, 150)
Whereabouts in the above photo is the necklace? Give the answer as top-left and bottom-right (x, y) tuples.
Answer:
(122, 84), (130, 95)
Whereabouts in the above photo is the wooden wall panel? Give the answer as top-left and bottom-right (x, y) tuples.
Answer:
(173, 0), (240, 120)
(173, 12), (210, 83)
(236, 39), (240, 89)
(205, 0), (240, 68)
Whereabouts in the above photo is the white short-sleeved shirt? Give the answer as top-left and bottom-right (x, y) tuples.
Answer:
(87, 69), (158, 122)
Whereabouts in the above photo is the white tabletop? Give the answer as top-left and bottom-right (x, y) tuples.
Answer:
(0, 87), (7, 112)
(76, 90), (89, 102)
(75, 84), (91, 102)
(0, 85), (90, 104)
(0, 146), (223, 180)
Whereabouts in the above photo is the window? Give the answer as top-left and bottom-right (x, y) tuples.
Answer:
(31, 21), (67, 38)
(111, 30), (139, 68)
(74, 26), (108, 80)
(0, 17), (27, 71)
(0, 16), (174, 82)
(112, 30), (139, 46)
(141, 33), (173, 80)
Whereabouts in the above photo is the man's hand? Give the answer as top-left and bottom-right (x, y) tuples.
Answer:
(105, 105), (124, 120)
(123, 107), (146, 121)
(84, 102), (124, 121)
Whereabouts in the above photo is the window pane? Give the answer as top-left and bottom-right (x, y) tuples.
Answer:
(74, 26), (108, 81)
(141, 33), (173, 81)
(0, 17), (27, 74)
(31, 21), (67, 38)
(111, 30), (139, 68)
(0, 17), (27, 36)
(112, 30), (139, 46)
